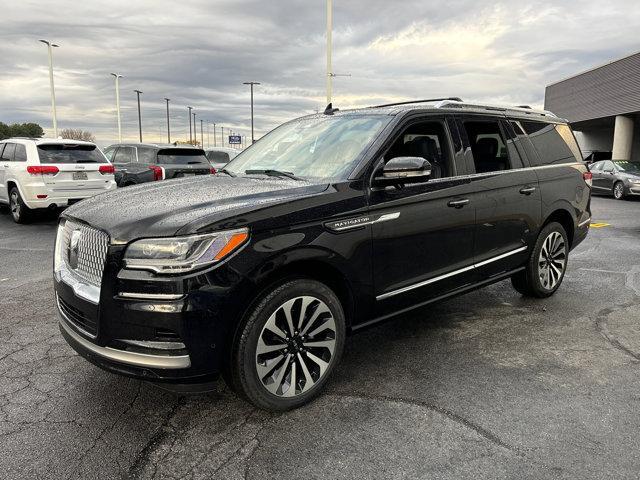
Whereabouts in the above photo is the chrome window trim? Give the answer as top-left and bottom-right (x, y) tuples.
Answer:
(377, 246), (528, 301)
(59, 314), (191, 369)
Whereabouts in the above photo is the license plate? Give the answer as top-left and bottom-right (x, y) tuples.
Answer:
(182, 173), (196, 177)
(73, 171), (88, 181)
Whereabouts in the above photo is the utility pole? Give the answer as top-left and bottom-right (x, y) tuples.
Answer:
(221, 126), (224, 147)
(164, 98), (171, 143)
(187, 106), (193, 143)
(213, 123), (217, 147)
(326, 0), (333, 105)
(110, 73), (123, 142)
(200, 119), (204, 149)
(243, 82), (260, 144)
(134, 90), (143, 142)
(192, 112), (197, 145)
(39, 40), (59, 138)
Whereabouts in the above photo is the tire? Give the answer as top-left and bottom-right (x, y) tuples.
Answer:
(613, 181), (625, 200)
(511, 222), (569, 298)
(230, 278), (346, 411)
(9, 187), (32, 224)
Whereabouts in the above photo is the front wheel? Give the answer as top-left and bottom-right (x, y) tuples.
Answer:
(230, 278), (346, 411)
(613, 181), (625, 200)
(511, 222), (569, 298)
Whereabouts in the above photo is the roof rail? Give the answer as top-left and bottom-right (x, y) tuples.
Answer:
(435, 100), (557, 118)
(369, 97), (463, 109)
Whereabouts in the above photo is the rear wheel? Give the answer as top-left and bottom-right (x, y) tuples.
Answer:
(9, 187), (32, 224)
(230, 278), (346, 411)
(613, 181), (625, 200)
(511, 222), (568, 298)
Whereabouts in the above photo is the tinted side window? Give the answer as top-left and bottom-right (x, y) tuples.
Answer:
(207, 151), (230, 163)
(102, 147), (115, 161)
(462, 120), (514, 173)
(137, 147), (157, 164)
(602, 161), (615, 172)
(590, 161), (603, 171)
(113, 147), (134, 164)
(521, 122), (581, 166)
(1, 143), (16, 161)
(14, 144), (27, 162)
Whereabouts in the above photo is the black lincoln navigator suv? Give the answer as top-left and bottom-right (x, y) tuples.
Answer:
(54, 99), (592, 411)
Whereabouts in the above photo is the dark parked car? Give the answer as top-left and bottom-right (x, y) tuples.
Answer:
(55, 99), (591, 411)
(205, 147), (239, 171)
(590, 159), (640, 199)
(102, 143), (214, 186)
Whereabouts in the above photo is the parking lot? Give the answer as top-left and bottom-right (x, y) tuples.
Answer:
(0, 195), (638, 479)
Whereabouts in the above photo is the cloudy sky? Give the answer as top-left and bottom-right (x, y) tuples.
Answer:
(1, 0), (639, 145)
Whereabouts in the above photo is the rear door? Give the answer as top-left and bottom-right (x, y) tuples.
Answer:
(36, 143), (110, 193)
(0, 143), (11, 201)
(157, 148), (211, 179)
(589, 161), (606, 192)
(596, 160), (616, 192)
(457, 115), (541, 278)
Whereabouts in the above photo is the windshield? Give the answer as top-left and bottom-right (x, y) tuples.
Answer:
(37, 144), (107, 164)
(225, 115), (391, 180)
(615, 161), (640, 173)
(157, 148), (208, 165)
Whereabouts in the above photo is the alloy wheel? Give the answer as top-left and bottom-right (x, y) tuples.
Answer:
(538, 231), (566, 290)
(255, 296), (336, 397)
(9, 191), (20, 221)
(614, 183), (624, 199)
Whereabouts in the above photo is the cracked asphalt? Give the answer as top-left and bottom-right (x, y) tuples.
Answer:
(0, 196), (639, 479)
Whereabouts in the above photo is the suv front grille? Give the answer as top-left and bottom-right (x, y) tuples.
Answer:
(57, 296), (97, 337)
(62, 221), (109, 286)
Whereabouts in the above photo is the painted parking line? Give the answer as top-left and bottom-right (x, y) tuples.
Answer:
(589, 222), (610, 228)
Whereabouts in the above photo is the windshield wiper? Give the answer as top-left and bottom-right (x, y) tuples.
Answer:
(217, 168), (236, 177)
(245, 169), (302, 181)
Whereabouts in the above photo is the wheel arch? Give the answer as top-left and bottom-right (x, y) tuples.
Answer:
(542, 208), (575, 247)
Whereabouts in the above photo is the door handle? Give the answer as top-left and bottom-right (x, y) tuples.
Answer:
(2, 164), (8, 168)
(519, 186), (536, 195)
(447, 199), (470, 209)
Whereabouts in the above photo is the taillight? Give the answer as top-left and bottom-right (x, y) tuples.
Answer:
(210, 167), (217, 175)
(99, 165), (115, 175)
(149, 165), (164, 181)
(583, 172), (593, 188)
(27, 165), (59, 175)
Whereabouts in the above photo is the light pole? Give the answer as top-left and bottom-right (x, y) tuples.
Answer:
(206, 121), (210, 148)
(326, 0), (332, 105)
(221, 126), (224, 147)
(187, 106), (193, 142)
(213, 123), (217, 147)
(39, 40), (59, 137)
(110, 73), (123, 142)
(164, 98), (171, 143)
(200, 119), (204, 149)
(243, 81), (260, 144)
(192, 112), (197, 145)
(134, 90), (143, 142)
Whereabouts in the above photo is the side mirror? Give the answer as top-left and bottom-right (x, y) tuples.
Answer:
(374, 157), (432, 186)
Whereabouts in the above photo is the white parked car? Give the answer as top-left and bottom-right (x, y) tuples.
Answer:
(0, 138), (116, 223)
(204, 147), (240, 169)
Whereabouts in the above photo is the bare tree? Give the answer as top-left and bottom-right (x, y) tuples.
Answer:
(60, 128), (96, 143)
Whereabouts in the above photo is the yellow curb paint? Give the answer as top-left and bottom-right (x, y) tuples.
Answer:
(589, 222), (610, 228)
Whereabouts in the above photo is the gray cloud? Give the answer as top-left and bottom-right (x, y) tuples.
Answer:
(1, 0), (639, 145)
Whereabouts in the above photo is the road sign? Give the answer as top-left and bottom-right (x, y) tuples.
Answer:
(229, 135), (242, 145)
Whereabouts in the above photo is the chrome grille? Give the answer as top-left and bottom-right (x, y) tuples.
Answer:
(62, 221), (109, 286)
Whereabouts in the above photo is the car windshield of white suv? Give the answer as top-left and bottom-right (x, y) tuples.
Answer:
(225, 115), (391, 180)
(37, 144), (108, 164)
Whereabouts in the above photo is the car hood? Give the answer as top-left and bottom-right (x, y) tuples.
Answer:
(63, 175), (329, 241)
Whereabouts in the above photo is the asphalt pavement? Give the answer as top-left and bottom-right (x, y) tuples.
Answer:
(0, 195), (639, 479)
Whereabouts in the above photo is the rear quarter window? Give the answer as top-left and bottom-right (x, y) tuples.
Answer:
(14, 144), (28, 162)
(520, 122), (582, 166)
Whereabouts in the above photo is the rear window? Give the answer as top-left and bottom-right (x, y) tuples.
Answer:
(157, 149), (208, 165)
(206, 151), (231, 163)
(37, 144), (107, 164)
(520, 122), (582, 166)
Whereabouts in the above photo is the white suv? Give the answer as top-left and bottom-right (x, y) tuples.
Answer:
(0, 138), (117, 223)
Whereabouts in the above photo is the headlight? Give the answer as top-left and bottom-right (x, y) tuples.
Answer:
(123, 228), (249, 273)
(630, 179), (640, 184)
(53, 219), (67, 275)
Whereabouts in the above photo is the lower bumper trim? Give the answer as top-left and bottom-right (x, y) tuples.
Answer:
(59, 315), (191, 370)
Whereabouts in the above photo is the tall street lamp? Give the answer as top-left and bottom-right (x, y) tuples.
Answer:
(221, 126), (224, 147)
(110, 73), (123, 142)
(192, 112), (197, 145)
(243, 81), (260, 144)
(200, 119), (204, 149)
(134, 90), (143, 142)
(164, 98), (171, 143)
(187, 106), (193, 142)
(213, 123), (217, 147)
(39, 40), (59, 137)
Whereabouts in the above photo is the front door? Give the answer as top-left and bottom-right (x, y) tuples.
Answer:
(456, 116), (541, 278)
(370, 116), (478, 317)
